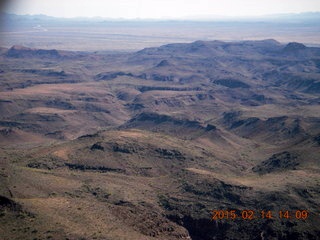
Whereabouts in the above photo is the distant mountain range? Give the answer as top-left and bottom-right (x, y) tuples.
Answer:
(1, 11), (320, 22)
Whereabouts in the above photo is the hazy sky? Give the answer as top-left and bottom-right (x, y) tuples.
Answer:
(4, 0), (320, 19)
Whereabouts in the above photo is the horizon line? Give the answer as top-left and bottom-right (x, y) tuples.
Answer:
(2, 11), (320, 21)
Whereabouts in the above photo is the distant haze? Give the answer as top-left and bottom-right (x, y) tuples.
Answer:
(4, 0), (320, 19)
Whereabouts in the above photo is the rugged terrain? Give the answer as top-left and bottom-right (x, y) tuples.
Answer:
(0, 40), (319, 239)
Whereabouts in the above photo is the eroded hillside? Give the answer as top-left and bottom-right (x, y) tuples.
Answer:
(0, 40), (319, 239)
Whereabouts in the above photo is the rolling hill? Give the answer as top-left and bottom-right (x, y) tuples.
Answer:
(0, 40), (319, 239)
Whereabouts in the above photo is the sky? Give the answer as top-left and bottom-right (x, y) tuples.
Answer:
(3, 0), (320, 19)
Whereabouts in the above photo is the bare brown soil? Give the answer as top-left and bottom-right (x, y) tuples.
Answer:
(0, 40), (319, 239)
